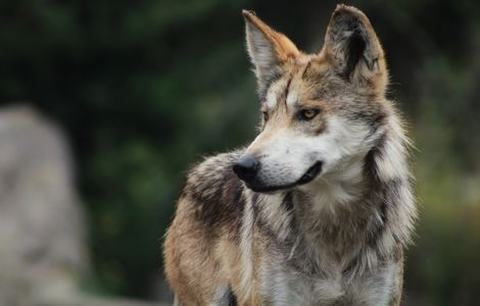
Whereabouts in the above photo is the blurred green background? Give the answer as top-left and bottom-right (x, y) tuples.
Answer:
(0, 0), (479, 305)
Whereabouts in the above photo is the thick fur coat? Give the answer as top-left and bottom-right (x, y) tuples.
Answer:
(164, 5), (417, 306)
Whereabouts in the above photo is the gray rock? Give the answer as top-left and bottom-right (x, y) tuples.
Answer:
(0, 105), (88, 305)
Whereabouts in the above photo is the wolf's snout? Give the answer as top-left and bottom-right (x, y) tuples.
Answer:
(233, 155), (259, 182)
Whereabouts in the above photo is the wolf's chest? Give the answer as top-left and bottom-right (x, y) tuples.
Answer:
(258, 260), (397, 306)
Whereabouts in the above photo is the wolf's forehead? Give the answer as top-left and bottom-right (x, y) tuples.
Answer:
(264, 73), (305, 110)
(263, 60), (330, 110)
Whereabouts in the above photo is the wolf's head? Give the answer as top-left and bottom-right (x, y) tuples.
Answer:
(233, 5), (391, 193)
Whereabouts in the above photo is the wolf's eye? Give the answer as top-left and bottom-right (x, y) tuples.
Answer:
(262, 111), (269, 122)
(298, 109), (319, 121)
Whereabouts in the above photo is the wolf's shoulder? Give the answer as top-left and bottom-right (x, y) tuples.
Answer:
(184, 150), (244, 197)
(181, 150), (246, 226)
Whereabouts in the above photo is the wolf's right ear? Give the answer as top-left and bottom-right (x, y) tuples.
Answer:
(243, 10), (299, 98)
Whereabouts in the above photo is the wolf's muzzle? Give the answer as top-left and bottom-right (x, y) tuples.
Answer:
(233, 155), (323, 193)
(233, 154), (259, 183)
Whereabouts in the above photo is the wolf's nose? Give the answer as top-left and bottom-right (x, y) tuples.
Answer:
(233, 155), (259, 182)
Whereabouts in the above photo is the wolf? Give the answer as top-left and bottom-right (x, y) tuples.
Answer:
(164, 5), (417, 306)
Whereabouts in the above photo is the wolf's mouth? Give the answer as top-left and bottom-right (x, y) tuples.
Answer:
(297, 161), (323, 185)
(246, 161), (323, 193)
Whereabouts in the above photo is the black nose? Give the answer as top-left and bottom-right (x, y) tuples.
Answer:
(233, 155), (259, 182)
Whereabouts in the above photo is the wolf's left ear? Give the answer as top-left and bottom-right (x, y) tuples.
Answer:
(323, 5), (388, 94)
(243, 10), (300, 98)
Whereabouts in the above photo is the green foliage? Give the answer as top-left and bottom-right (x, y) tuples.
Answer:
(0, 0), (479, 302)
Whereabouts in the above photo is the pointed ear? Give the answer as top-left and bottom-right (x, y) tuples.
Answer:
(323, 5), (388, 94)
(243, 10), (300, 98)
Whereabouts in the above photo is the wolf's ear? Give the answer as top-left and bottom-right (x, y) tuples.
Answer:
(243, 10), (300, 98)
(323, 5), (388, 94)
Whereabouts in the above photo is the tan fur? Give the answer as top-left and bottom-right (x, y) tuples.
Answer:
(242, 10), (300, 63)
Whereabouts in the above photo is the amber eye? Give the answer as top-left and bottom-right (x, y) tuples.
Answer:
(298, 109), (319, 121)
(262, 111), (269, 122)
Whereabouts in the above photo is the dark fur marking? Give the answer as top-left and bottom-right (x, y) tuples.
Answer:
(227, 288), (238, 306)
(251, 192), (260, 217)
(256, 215), (278, 245)
(254, 194), (287, 246)
(282, 192), (294, 212)
(253, 193), (276, 242)
(364, 134), (405, 249)
(347, 107), (387, 139)
(342, 29), (366, 80)
(224, 285), (238, 306)
(256, 192), (299, 253)
(213, 285), (238, 306)
(282, 74), (294, 107)
(363, 133), (386, 182)
(301, 61), (312, 79)
(185, 156), (245, 242)
(363, 55), (378, 71)
(329, 10), (372, 81)
(367, 111), (387, 136)
(314, 121), (327, 135)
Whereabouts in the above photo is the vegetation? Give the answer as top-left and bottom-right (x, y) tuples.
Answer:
(0, 0), (478, 304)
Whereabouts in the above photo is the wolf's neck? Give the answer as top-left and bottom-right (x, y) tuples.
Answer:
(300, 155), (367, 215)
(292, 156), (372, 254)
(254, 121), (416, 275)
(255, 157), (371, 266)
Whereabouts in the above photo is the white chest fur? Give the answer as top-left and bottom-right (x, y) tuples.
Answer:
(259, 257), (398, 306)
